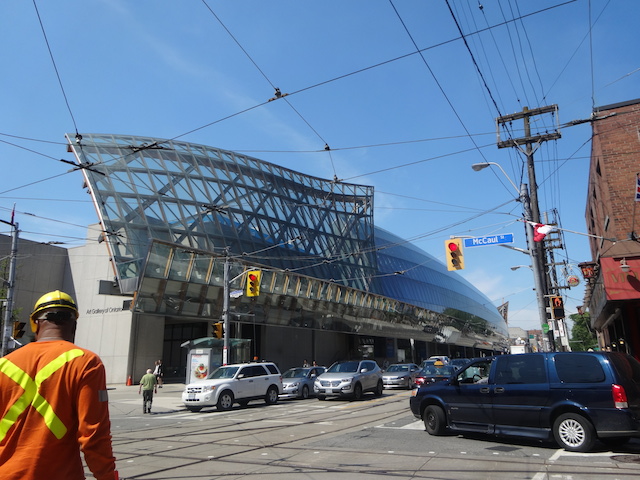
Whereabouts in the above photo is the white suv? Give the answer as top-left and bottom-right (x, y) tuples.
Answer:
(182, 362), (282, 412)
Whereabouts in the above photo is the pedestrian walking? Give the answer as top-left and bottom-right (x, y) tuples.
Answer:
(0, 290), (118, 480)
(139, 368), (158, 413)
(153, 359), (164, 387)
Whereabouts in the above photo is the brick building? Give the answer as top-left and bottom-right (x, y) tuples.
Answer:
(584, 98), (640, 358)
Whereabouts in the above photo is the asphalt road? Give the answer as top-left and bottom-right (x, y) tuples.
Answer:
(100, 383), (640, 479)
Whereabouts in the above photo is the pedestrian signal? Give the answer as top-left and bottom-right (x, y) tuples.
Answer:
(445, 238), (464, 271)
(550, 296), (565, 319)
(246, 270), (262, 297)
(213, 322), (223, 339)
(13, 321), (26, 339)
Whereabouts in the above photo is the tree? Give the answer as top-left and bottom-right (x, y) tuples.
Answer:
(569, 312), (597, 351)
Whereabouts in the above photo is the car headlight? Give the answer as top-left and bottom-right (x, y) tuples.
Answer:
(202, 385), (216, 393)
(342, 378), (352, 383)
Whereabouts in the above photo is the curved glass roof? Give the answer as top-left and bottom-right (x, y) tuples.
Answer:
(67, 133), (506, 337)
(374, 227), (505, 334)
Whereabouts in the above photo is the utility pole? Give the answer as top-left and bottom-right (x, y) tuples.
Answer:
(497, 105), (561, 351)
(1, 219), (18, 356)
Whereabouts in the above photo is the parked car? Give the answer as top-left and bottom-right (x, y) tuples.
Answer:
(419, 356), (450, 369)
(314, 359), (383, 400)
(280, 366), (326, 399)
(182, 362), (282, 412)
(410, 352), (640, 452)
(449, 358), (471, 370)
(383, 363), (420, 389)
(412, 364), (457, 387)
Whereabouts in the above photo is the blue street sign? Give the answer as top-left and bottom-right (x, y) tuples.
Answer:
(463, 233), (514, 248)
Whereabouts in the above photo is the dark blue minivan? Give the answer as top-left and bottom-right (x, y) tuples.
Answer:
(409, 352), (640, 451)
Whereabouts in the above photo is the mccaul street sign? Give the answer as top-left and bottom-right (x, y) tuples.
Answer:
(463, 233), (514, 248)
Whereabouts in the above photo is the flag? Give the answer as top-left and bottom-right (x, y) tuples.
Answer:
(10, 204), (15, 225)
(533, 223), (553, 242)
(635, 173), (640, 202)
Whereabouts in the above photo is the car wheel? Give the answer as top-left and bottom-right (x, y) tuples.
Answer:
(186, 406), (202, 413)
(424, 405), (446, 435)
(317, 395), (326, 401)
(553, 413), (595, 452)
(375, 380), (383, 397)
(265, 386), (279, 405)
(216, 390), (234, 411)
(301, 385), (310, 399)
(353, 383), (363, 400)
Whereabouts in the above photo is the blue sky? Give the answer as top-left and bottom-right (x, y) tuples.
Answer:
(1, 0), (638, 331)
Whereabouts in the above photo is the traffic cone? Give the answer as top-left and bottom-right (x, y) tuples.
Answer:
(126, 375), (132, 386)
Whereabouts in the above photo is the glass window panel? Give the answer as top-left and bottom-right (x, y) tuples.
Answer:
(169, 249), (192, 281)
(182, 283), (206, 317)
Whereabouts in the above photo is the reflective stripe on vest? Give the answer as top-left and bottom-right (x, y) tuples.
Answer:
(0, 348), (84, 441)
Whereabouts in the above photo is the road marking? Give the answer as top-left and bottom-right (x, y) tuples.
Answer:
(375, 420), (423, 430)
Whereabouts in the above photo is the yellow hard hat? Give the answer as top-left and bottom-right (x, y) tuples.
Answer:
(29, 290), (79, 332)
(434, 360), (444, 366)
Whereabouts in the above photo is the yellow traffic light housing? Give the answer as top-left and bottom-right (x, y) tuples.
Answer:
(246, 270), (262, 297)
(445, 238), (464, 271)
(213, 322), (223, 339)
(550, 296), (565, 319)
(12, 321), (26, 339)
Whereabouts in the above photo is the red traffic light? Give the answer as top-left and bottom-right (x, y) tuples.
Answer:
(447, 242), (459, 252)
(246, 270), (262, 297)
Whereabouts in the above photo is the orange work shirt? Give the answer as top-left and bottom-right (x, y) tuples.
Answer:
(0, 340), (117, 480)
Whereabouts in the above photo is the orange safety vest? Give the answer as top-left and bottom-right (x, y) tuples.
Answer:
(0, 340), (117, 480)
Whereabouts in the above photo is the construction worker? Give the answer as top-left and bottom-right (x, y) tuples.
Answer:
(0, 290), (118, 480)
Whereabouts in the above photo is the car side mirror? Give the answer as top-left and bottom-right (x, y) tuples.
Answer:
(237, 374), (245, 379)
(361, 368), (367, 373)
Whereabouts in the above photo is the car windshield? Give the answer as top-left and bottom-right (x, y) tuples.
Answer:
(421, 366), (455, 376)
(283, 368), (309, 378)
(387, 365), (409, 372)
(327, 361), (360, 373)
(208, 366), (239, 379)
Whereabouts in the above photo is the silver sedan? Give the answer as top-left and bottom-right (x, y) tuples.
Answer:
(382, 363), (420, 389)
(280, 366), (326, 399)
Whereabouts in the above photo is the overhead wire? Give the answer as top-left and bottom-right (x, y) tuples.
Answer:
(199, 0), (337, 177)
(31, 0), (79, 137)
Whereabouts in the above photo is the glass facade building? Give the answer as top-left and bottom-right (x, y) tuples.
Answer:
(68, 133), (507, 359)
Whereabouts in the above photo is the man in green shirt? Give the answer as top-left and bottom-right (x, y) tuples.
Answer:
(138, 368), (158, 414)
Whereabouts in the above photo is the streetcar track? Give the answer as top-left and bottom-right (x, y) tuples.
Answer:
(109, 390), (640, 479)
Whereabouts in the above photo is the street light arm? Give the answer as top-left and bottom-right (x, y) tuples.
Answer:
(471, 162), (520, 195)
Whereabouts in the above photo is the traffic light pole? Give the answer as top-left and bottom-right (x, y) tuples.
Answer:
(1, 221), (18, 356)
(222, 254), (230, 365)
(520, 185), (552, 352)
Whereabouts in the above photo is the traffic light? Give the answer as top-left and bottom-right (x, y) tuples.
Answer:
(246, 270), (262, 297)
(550, 296), (565, 319)
(445, 238), (464, 271)
(213, 322), (223, 339)
(12, 321), (26, 339)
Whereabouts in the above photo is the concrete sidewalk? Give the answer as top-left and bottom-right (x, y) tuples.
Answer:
(107, 382), (186, 414)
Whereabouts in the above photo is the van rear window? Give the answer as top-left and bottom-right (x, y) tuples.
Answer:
(555, 354), (605, 383)
(608, 354), (640, 383)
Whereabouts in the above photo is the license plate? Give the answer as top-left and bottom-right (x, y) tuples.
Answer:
(188, 393), (196, 400)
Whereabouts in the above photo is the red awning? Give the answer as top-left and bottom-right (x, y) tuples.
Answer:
(601, 257), (640, 301)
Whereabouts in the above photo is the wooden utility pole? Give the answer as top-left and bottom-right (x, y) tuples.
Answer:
(496, 105), (561, 350)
